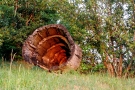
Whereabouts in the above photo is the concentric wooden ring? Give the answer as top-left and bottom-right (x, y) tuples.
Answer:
(22, 24), (82, 72)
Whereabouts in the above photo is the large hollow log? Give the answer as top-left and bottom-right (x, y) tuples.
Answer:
(22, 24), (82, 72)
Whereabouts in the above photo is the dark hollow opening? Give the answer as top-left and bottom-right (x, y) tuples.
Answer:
(41, 37), (71, 69)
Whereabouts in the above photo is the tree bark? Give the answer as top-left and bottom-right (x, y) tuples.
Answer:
(22, 24), (82, 72)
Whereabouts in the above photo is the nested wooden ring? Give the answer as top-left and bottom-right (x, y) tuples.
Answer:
(22, 24), (82, 71)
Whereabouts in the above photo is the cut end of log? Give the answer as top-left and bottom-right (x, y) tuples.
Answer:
(22, 24), (82, 72)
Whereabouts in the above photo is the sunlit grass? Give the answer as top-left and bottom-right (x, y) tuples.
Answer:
(0, 61), (135, 90)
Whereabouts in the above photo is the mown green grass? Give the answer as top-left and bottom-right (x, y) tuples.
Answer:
(0, 61), (135, 90)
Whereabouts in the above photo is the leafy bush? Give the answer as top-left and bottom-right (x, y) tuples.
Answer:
(0, 1), (59, 60)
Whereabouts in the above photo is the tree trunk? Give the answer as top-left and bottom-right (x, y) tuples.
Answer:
(22, 24), (82, 72)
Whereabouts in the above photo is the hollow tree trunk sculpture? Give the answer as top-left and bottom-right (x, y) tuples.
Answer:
(22, 24), (82, 72)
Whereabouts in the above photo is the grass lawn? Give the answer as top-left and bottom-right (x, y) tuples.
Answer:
(0, 61), (135, 90)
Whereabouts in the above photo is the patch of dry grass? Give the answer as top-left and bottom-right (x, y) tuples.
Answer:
(0, 61), (135, 90)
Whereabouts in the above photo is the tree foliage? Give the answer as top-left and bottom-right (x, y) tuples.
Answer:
(0, 0), (135, 77)
(0, 0), (59, 59)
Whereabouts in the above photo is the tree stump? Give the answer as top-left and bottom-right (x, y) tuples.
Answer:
(22, 24), (82, 72)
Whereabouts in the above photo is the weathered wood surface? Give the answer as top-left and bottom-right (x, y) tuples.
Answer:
(22, 24), (82, 72)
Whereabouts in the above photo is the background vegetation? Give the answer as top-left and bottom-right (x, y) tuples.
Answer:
(0, 0), (135, 77)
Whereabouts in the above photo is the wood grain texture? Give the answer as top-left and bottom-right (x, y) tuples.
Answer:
(22, 24), (82, 72)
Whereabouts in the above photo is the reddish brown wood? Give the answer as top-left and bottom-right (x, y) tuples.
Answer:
(22, 24), (82, 72)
